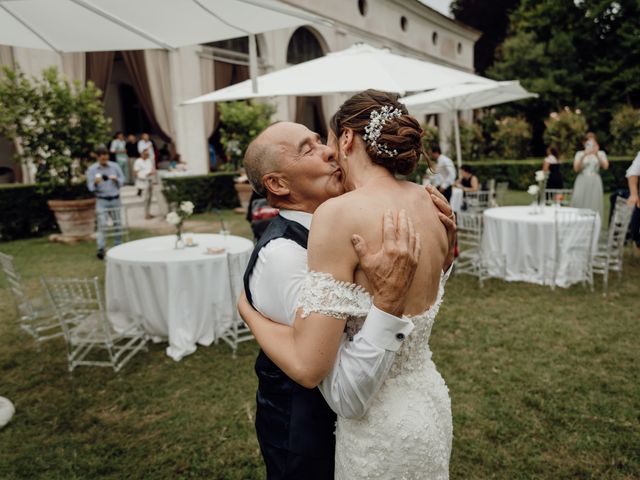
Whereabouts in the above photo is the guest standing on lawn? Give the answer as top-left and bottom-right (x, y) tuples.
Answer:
(542, 146), (563, 189)
(86, 146), (125, 260)
(110, 131), (130, 184)
(134, 149), (156, 220)
(626, 151), (640, 256)
(571, 132), (609, 221)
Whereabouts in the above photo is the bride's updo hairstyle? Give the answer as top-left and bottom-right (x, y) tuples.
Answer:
(329, 89), (427, 175)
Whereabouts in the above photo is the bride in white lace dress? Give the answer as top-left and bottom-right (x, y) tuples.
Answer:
(241, 90), (452, 479)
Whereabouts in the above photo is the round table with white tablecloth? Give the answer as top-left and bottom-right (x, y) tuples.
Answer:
(481, 206), (600, 287)
(106, 233), (253, 361)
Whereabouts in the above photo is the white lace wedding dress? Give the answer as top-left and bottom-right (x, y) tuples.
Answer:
(299, 271), (452, 480)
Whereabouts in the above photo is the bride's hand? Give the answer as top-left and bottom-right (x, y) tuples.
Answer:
(426, 185), (456, 271)
(237, 291), (254, 327)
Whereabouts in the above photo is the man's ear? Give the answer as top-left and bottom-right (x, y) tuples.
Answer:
(262, 172), (290, 197)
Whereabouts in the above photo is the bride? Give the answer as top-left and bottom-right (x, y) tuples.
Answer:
(239, 89), (451, 479)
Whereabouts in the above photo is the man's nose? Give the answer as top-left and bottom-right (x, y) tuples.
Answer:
(323, 144), (336, 163)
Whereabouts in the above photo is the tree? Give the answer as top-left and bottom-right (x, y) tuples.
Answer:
(451, 0), (521, 74)
(489, 0), (640, 153)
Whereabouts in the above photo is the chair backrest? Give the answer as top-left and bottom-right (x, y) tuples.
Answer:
(457, 211), (483, 249)
(464, 191), (491, 212)
(42, 277), (112, 342)
(0, 252), (34, 318)
(226, 252), (249, 307)
(545, 188), (573, 207)
(606, 196), (634, 263)
(493, 182), (509, 207)
(96, 207), (129, 239)
(554, 208), (597, 264)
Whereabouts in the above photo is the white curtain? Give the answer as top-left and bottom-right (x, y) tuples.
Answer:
(144, 49), (176, 141)
(12, 47), (63, 78)
(0, 45), (14, 70)
(200, 56), (216, 138)
(61, 52), (85, 84)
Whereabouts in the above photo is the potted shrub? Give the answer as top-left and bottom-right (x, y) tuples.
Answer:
(0, 66), (111, 242)
(218, 100), (275, 211)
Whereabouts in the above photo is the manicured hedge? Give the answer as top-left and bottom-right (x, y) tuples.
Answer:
(0, 183), (89, 241)
(161, 173), (240, 213)
(464, 157), (633, 192)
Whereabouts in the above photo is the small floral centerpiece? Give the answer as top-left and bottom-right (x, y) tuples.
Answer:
(527, 170), (547, 213)
(166, 201), (194, 249)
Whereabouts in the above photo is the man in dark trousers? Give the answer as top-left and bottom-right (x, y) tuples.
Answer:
(241, 122), (456, 479)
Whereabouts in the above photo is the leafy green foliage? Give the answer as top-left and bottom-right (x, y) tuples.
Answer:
(161, 173), (240, 212)
(0, 66), (110, 193)
(0, 183), (90, 241)
(463, 157), (631, 191)
(421, 123), (440, 151)
(451, 0), (521, 74)
(448, 119), (484, 161)
(489, 0), (640, 152)
(491, 116), (532, 159)
(543, 107), (588, 159)
(218, 101), (275, 170)
(610, 105), (640, 155)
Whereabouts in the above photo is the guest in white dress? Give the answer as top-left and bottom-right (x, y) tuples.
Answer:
(134, 149), (155, 219)
(571, 132), (609, 220)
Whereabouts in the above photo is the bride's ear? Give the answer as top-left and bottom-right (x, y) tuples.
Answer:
(341, 128), (355, 156)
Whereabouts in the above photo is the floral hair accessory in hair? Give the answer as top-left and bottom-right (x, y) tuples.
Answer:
(363, 105), (403, 157)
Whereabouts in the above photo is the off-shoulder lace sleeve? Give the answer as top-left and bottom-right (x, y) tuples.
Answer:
(297, 271), (371, 320)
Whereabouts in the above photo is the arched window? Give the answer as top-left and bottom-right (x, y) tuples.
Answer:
(287, 28), (327, 138)
(287, 27), (324, 65)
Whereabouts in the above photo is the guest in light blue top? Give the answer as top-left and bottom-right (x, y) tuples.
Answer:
(86, 146), (125, 259)
(109, 131), (130, 184)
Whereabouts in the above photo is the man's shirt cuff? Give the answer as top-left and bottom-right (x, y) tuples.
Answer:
(358, 305), (414, 352)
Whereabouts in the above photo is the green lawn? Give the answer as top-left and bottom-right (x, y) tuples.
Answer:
(0, 204), (638, 479)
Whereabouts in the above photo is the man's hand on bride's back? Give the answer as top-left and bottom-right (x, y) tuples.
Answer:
(351, 209), (421, 316)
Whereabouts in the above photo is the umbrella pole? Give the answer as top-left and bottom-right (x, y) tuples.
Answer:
(453, 111), (462, 171)
(249, 33), (258, 94)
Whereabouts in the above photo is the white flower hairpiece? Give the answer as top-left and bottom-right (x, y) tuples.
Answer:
(362, 105), (403, 157)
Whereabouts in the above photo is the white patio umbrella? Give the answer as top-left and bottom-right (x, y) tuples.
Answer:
(0, 0), (330, 91)
(400, 80), (537, 168)
(184, 43), (495, 104)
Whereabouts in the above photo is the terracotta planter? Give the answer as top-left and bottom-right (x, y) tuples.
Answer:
(47, 197), (96, 244)
(234, 182), (253, 213)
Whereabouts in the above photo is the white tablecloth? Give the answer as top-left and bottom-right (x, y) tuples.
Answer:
(481, 206), (600, 287)
(106, 233), (253, 361)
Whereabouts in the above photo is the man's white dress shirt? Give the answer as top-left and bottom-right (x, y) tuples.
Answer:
(626, 152), (640, 178)
(433, 154), (457, 190)
(248, 209), (415, 419)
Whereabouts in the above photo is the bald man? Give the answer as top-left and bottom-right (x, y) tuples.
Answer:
(241, 122), (456, 479)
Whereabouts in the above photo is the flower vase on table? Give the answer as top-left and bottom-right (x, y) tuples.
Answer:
(174, 224), (184, 249)
(528, 170), (548, 214)
(166, 201), (194, 249)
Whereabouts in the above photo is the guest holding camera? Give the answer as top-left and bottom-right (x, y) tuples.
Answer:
(86, 145), (125, 260)
(571, 132), (609, 221)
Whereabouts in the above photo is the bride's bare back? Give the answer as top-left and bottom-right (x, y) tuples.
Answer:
(308, 178), (447, 316)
